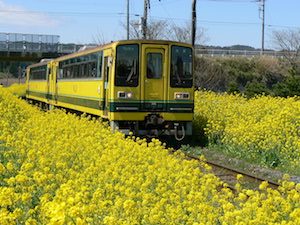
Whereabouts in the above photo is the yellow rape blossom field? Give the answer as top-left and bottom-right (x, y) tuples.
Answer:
(5, 83), (26, 97)
(194, 91), (300, 172)
(1, 87), (300, 224)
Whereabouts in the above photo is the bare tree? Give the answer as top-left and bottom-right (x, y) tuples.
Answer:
(272, 29), (300, 74)
(124, 19), (170, 40)
(126, 20), (143, 39)
(122, 19), (209, 45)
(147, 20), (170, 40)
(170, 23), (208, 45)
(0, 63), (13, 86)
(92, 30), (108, 45)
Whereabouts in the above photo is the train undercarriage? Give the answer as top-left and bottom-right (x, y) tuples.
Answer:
(110, 113), (192, 141)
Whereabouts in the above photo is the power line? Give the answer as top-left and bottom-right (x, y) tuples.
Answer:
(1, 9), (299, 30)
(156, 2), (178, 27)
(152, 0), (256, 4)
(148, 14), (300, 29)
(199, 0), (258, 2)
(0, 9), (138, 17)
(198, 19), (259, 25)
(151, 0), (183, 6)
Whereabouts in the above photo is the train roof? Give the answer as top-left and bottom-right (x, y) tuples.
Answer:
(28, 39), (193, 68)
(55, 39), (193, 62)
(27, 60), (49, 69)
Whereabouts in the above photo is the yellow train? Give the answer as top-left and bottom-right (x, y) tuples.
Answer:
(26, 40), (194, 140)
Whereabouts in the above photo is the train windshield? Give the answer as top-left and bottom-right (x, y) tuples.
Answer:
(170, 46), (193, 88)
(115, 44), (139, 87)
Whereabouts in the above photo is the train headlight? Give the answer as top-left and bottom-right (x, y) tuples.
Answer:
(126, 92), (133, 98)
(174, 92), (190, 100)
(118, 91), (133, 99)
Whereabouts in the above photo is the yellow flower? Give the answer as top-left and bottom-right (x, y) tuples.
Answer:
(0, 163), (5, 174)
(236, 174), (243, 181)
(259, 181), (269, 190)
(0, 88), (300, 224)
(6, 162), (14, 172)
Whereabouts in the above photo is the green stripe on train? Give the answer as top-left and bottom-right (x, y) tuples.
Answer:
(26, 90), (47, 99)
(27, 91), (193, 113)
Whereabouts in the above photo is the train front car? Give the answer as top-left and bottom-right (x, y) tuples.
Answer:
(110, 40), (194, 140)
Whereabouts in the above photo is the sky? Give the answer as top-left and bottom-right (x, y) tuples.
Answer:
(0, 0), (299, 49)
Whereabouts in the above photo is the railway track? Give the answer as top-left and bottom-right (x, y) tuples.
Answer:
(163, 138), (284, 191)
(186, 153), (280, 191)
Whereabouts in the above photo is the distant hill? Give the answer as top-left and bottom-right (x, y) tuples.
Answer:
(196, 44), (274, 52)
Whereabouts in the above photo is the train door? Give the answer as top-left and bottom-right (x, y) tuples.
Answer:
(142, 44), (168, 106)
(49, 61), (58, 106)
(102, 50), (112, 117)
(46, 62), (51, 103)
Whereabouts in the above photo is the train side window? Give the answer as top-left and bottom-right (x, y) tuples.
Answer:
(83, 63), (88, 77)
(66, 66), (72, 79)
(87, 63), (92, 77)
(72, 65), (78, 78)
(79, 64), (85, 77)
(58, 68), (63, 79)
(70, 65), (74, 78)
(29, 65), (47, 80)
(58, 51), (102, 80)
(98, 51), (103, 79)
(147, 53), (162, 79)
(91, 62), (97, 77)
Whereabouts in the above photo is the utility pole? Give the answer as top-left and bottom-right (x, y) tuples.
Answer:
(142, 0), (149, 39)
(141, 0), (161, 39)
(260, 0), (265, 55)
(191, 0), (197, 46)
(127, 0), (130, 40)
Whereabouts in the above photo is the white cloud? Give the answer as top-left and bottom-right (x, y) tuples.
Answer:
(0, 0), (58, 27)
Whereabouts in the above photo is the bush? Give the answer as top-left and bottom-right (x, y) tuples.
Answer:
(273, 75), (300, 97)
(194, 56), (289, 97)
(244, 81), (270, 98)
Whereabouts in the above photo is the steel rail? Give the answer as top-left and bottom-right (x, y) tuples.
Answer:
(186, 153), (280, 190)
